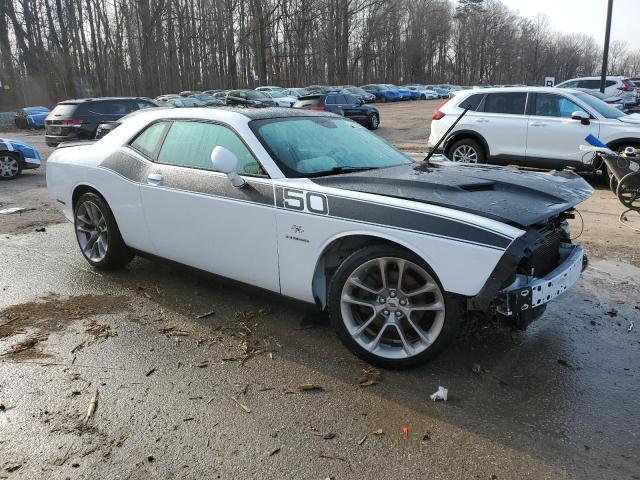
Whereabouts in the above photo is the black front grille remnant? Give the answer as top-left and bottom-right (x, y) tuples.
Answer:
(517, 223), (567, 278)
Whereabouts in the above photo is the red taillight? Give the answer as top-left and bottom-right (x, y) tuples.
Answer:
(432, 99), (449, 120)
(308, 105), (325, 111)
(62, 119), (83, 125)
(619, 81), (634, 92)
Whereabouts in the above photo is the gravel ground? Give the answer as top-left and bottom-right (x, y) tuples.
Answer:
(1, 102), (639, 479)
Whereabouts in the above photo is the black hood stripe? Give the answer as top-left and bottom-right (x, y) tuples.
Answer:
(99, 150), (512, 250)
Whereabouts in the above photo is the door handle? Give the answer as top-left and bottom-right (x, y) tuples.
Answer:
(476, 118), (489, 123)
(147, 173), (163, 186)
(530, 121), (546, 127)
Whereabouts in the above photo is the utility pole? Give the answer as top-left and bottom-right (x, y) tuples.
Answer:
(600, 0), (614, 93)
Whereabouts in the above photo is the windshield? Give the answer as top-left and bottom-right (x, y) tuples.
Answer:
(269, 91), (285, 98)
(250, 117), (412, 177)
(246, 91), (268, 100)
(574, 92), (624, 119)
(347, 87), (366, 95)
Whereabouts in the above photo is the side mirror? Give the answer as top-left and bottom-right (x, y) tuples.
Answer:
(571, 110), (590, 125)
(210, 146), (245, 187)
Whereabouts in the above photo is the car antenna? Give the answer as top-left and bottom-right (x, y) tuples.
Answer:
(423, 105), (471, 163)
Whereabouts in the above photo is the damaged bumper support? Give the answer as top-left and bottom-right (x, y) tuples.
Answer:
(498, 243), (587, 317)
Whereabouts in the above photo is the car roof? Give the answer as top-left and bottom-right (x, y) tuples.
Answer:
(121, 105), (339, 122)
(58, 97), (151, 104)
(558, 76), (626, 82)
(457, 86), (582, 95)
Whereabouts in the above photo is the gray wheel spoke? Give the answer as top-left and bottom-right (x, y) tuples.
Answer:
(404, 316), (432, 345)
(341, 294), (376, 310)
(377, 258), (388, 290)
(367, 322), (389, 352)
(353, 311), (379, 337)
(349, 276), (381, 295)
(404, 283), (437, 296)
(392, 321), (414, 356)
(396, 259), (406, 290)
(409, 301), (444, 313)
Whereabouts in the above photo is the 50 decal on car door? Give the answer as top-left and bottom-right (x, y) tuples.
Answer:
(278, 187), (329, 215)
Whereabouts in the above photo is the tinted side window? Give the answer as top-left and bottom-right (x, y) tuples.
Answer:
(88, 101), (134, 115)
(558, 80), (579, 88)
(157, 121), (265, 176)
(533, 94), (581, 118)
(459, 94), (484, 111)
(344, 95), (358, 104)
(482, 92), (526, 114)
(326, 95), (338, 104)
(605, 80), (616, 87)
(579, 80), (600, 89)
(130, 122), (167, 158)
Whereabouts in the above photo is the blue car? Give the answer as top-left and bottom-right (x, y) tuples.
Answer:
(384, 84), (412, 100)
(425, 86), (449, 98)
(15, 106), (50, 129)
(361, 84), (402, 102)
(0, 138), (41, 180)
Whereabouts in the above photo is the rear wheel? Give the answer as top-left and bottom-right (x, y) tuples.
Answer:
(448, 138), (485, 163)
(0, 153), (21, 180)
(74, 192), (134, 270)
(328, 246), (463, 369)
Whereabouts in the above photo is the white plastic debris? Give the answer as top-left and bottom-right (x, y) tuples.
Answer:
(0, 207), (26, 215)
(429, 386), (448, 402)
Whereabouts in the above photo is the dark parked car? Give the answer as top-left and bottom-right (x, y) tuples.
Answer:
(45, 97), (158, 146)
(225, 90), (276, 108)
(340, 86), (376, 103)
(293, 93), (379, 129)
(14, 106), (50, 129)
(94, 107), (174, 140)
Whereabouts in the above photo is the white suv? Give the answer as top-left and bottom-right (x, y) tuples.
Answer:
(556, 76), (638, 107)
(427, 87), (640, 177)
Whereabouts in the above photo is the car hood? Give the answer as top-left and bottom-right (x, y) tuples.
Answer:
(311, 161), (593, 228)
(617, 113), (640, 124)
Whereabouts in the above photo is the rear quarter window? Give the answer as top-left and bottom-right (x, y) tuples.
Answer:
(130, 122), (168, 158)
(482, 92), (527, 114)
(459, 93), (484, 111)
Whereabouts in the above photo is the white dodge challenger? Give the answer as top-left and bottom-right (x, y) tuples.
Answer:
(47, 107), (592, 368)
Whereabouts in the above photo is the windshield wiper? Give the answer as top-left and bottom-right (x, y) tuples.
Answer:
(307, 166), (376, 178)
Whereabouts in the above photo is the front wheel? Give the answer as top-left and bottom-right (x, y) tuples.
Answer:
(74, 192), (134, 270)
(367, 114), (379, 130)
(327, 246), (462, 369)
(0, 153), (22, 180)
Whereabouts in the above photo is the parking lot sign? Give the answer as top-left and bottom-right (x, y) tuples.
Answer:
(544, 77), (555, 87)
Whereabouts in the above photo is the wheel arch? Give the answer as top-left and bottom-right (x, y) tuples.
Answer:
(443, 130), (490, 159)
(72, 183), (104, 211)
(311, 232), (435, 310)
(606, 137), (640, 150)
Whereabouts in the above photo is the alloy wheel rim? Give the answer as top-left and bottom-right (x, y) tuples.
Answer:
(0, 155), (19, 177)
(75, 201), (109, 262)
(452, 145), (478, 163)
(340, 257), (445, 360)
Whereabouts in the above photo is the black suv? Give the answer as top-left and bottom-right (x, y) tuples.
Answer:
(294, 93), (379, 129)
(45, 97), (158, 146)
(225, 90), (276, 108)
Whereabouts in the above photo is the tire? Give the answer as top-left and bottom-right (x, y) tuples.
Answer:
(74, 192), (134, 270)
(327, 245), (464, 369)
(0, 152), (22, 180)
(610, 173), (618, 194)
(381, 96), (387, 103)
(447, 138), (486, 163)
(420, 94), (426, 100)
(367, 114), (379, 130)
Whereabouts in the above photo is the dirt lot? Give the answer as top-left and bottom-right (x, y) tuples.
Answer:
(1, 102), (639, 479)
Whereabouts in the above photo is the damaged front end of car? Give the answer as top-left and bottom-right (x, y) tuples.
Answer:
(468, 211), (588, 329)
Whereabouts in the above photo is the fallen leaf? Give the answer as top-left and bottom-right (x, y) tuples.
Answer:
(298, 383), (323, 392)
